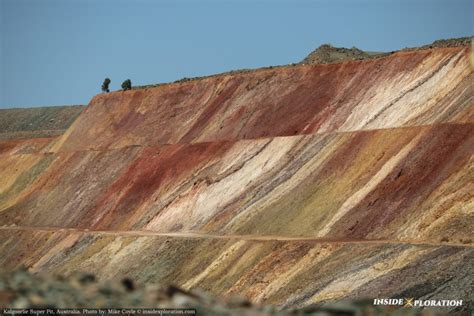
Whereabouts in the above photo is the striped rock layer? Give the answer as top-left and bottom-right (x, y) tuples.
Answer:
(0, 46), (473, 308)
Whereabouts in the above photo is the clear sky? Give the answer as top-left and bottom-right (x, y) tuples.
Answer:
(0, 0), (472, 108)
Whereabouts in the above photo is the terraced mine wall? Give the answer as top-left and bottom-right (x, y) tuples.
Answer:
(0, 45), (472, 310)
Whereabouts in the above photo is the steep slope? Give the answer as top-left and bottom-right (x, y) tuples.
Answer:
(0, 124), (472, 243)
(50, 47), (471, 152)
(0, 44), (472, 310)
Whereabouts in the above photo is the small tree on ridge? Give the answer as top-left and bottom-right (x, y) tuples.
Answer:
(121, 79), (132, 91)
(101, 78), (111, 93)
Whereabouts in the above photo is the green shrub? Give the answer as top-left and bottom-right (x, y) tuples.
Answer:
(121, 79), (132, 91)
(101, 78), (111, 93)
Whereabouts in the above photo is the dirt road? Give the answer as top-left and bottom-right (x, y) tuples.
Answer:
(1, 225), (472, 248)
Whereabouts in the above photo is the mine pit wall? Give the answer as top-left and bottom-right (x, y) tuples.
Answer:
(0, 124), (473, 242)
(50, 47), (472, 152)
(0, 45), (473, 308)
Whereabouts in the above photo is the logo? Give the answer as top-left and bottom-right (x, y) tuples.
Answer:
(373, 298), (463, 308)
(404, 298), (414, 307)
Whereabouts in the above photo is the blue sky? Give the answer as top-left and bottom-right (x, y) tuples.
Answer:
(0, 0), (472, 108)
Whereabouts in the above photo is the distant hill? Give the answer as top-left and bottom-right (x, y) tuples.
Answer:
(0, 105), (85, 140)
(300, 44), (387, 64)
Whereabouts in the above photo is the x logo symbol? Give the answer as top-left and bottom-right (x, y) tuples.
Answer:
(404, 298), (414, 307)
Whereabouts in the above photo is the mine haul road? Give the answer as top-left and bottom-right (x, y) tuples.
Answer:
(0, 225), (472, 248)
